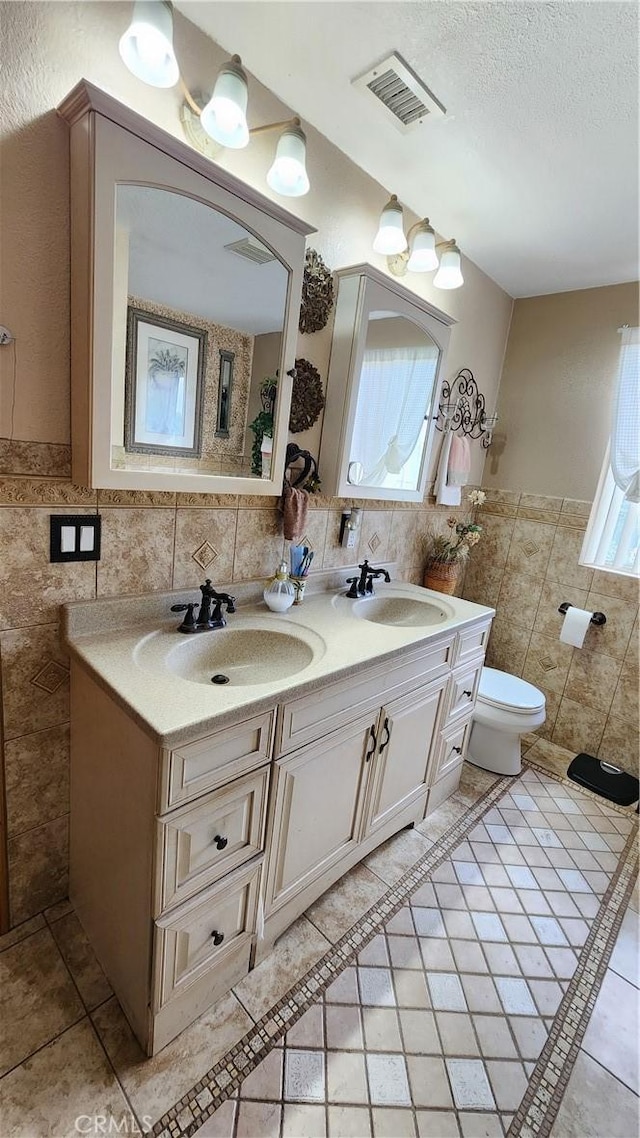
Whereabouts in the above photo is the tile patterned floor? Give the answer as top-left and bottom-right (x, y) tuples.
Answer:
(181, 761), (636, 1138)
(0, 750), (637, 1138)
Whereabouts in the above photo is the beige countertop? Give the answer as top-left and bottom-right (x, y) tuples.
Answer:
(63, 574), (494, 748)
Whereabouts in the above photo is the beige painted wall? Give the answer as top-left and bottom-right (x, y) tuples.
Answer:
(485, 282), (639, 499)
(0, 1), (512, 489)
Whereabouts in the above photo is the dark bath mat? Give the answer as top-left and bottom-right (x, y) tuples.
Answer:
(567, 752), (639, 807)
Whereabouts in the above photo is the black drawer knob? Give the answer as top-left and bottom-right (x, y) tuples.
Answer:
(210, 930), (225, 946)
(213, 835), (228, 850)
(452, 745), (463, 755)
(463, 690), (473, 698)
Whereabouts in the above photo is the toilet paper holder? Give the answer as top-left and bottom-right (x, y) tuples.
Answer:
(558, 602), (606, 626)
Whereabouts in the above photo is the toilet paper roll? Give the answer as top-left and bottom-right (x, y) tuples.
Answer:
(559, 605), (593, 648)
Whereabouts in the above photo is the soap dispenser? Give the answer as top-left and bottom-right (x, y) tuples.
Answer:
(263, 561), (296, 613)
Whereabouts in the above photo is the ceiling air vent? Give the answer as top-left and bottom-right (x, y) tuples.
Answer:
(352, 52), (446, 133)
(224, 238), (275, 264)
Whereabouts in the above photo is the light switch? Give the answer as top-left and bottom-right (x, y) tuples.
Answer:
(60, 525), (77, 553)
(50, 515), (101, 562)
(79, 525), (95, 552)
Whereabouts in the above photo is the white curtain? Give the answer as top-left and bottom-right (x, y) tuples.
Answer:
(611, 326), (640, 502)
(580, 327), (640, 577)
(350, 346), (439, 488)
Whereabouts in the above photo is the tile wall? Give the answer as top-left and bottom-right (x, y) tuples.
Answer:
(0, 461), (469, 927)
(463, 489), (639, 777)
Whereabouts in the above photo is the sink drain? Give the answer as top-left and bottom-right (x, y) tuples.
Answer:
(211, 674), (230, 685)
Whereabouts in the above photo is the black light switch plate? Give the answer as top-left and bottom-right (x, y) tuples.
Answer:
(50, 515), (101, 562)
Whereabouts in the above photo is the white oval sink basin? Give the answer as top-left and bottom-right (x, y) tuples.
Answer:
(134, 622), (325, 687)
(352, 595), (452, 628)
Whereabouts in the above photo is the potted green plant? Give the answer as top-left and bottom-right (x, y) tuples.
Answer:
(248, 375), (278, 476)
(423, 489), (486, 594)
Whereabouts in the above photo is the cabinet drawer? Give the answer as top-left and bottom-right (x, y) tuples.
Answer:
(277, 638), (453, 756)
(445, 661), (482, 723)
(433, 719), (472, 781)
(453, 621), (491, 665)
(153, 860), (261, 1009)
(160, 710), (275, 811)
(157, 769), (269, 914)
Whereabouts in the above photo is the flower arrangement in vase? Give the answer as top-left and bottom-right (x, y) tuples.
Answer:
(423, 489), (486, 594)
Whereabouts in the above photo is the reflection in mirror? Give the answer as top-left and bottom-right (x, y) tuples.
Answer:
(348, 310), (440, 492)
(216, 351), (234, 437)
(113, 185), (289, 478)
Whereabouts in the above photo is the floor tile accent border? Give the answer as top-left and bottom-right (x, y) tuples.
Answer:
(152, 766), (637, 1138)
(508, 812), (638, 1138)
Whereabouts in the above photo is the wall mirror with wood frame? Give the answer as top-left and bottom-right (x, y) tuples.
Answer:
(58, 81), (314, 494)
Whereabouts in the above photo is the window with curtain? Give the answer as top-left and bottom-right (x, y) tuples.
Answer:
(580, 326), (640, 577)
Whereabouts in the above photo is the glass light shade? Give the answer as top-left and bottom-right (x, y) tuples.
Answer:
(372, 195), (407, 255)
(267, 123), (310, 197)
(407, 219), (438, 272)
(118, 0), (179, 88)
(200, 56), (249, 148)
(433, 243), (464, 289)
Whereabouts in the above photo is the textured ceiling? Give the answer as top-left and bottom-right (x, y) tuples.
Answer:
(177, 0), (639, 298)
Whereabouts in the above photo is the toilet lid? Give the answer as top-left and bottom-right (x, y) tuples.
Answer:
(478, 667), (545, 712)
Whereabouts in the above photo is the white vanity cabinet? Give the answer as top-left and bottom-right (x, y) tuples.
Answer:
(69, 612), (491, 1056)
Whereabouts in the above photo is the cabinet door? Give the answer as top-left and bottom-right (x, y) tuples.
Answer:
(363, 680), (446, 838)
(264, 715), (375, 915)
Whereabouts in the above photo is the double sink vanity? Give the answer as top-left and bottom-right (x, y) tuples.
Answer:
(54, 79), (494, 1057)
(64, 575), (493, 1055)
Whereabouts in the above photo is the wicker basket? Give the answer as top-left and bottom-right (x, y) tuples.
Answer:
(423, 560), (460, 595)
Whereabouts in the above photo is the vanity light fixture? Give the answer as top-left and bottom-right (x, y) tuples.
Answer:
(118, 0), (310, 195)
(266, 119), (310, 198)
(432, 241), (463, 290)
(118, 0), (179, 88)
(199, 55), (249, 149)
(375, 195), (465, 289)
(372, 195), (408, 255)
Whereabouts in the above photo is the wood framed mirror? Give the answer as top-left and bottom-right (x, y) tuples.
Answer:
(58, 81), (315, 495)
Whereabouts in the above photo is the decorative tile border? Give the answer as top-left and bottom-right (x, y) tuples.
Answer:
(151, 764), (637, 1138)
(0, 439), (71, 478)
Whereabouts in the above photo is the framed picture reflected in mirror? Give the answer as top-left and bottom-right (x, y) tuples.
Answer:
(124, 307), (207, 457)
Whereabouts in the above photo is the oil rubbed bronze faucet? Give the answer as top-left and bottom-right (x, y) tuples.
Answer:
(171, 579), (236, 633)
(345, 560), (391, 599)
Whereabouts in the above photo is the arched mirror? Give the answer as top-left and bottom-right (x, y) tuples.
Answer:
(347, 310), (440, 493)
(58, 81), (313, 493)
(320, 265), (454, 502)
(113, 185), (289, 480)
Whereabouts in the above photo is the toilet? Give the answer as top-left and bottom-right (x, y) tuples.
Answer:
(468, 667), (546, 776)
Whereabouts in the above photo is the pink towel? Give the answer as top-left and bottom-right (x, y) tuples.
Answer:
(281, 481), (309, 541)
(447, 435), (471, 486)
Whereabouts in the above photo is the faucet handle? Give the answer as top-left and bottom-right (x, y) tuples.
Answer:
(345, 577), (359, 599)
(170, 602), (198, 632)
(225, 595), (236, 614)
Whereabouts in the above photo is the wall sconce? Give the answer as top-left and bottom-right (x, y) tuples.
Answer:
(118, 1), (310, 197)
(435, 370), (498, 447)
(374, 195), (464, 290)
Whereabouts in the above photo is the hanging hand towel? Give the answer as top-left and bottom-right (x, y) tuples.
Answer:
(447, 435), (471, 486)
(281, 480), (309, 541)
(435, 430), (461, 506)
